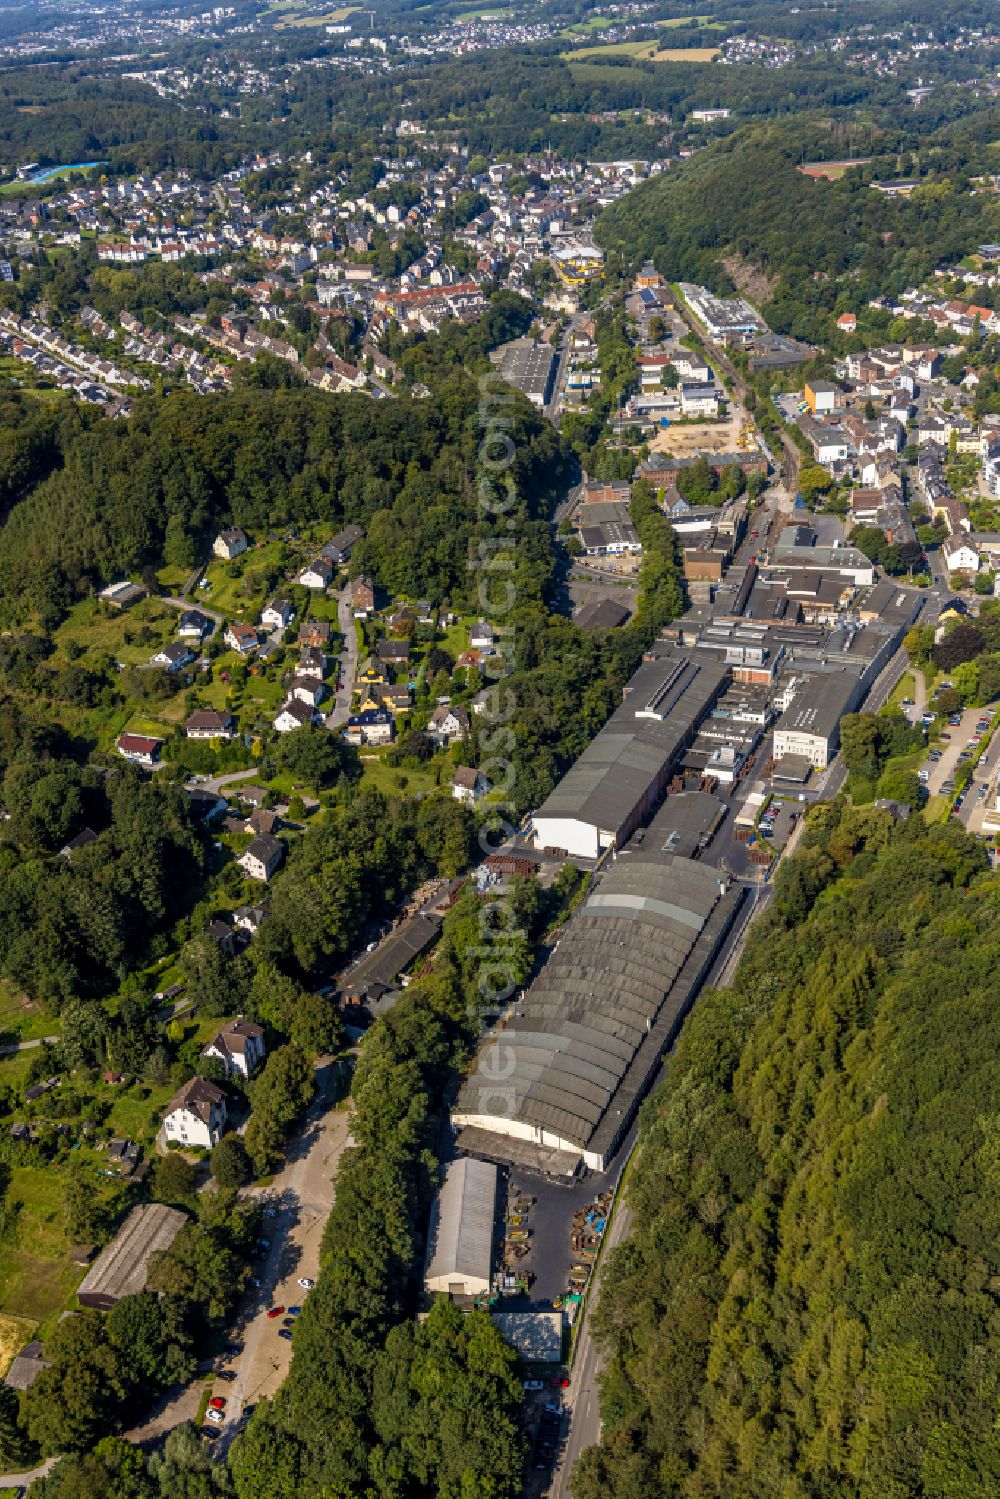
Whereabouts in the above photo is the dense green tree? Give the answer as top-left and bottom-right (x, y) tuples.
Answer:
(211, 1134), (251, 1190)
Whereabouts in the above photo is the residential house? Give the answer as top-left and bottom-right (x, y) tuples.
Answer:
(375, 639), (411, 668)
(369, 682), (412, 714)
(428, 704), (470, 746)
(202, 1018), (265, 1080)
(116, 734), (162, 768)
(185, 787), (227, 823)
(225, 623), (259, 655)
(296, 557), (334, 591)
(468, 621), (496, 655)
(351, 576), (375, 616)
(273, 699), (318, 733)
(151, 641), (195, 673)
(943, 539), (980, 574)
(261, 597), (293, 631)
(246, 807), (281, 837)
(298, 646), (326, 680)
(345, 708), (395, 746)
(452, 766), (491, 804)
(163, 1076), (227, 1150)
(288, 676), (324, 709)
(204, 919), (239, 956)
(234, 901), (270, 935)
(177, 609), (214, 641)
(321, 524), (364, 565)
(298, 619), (331, 648)
(185, 708), (236, 740)
(213, 528), (248, 560)
(239, 832), (285, 882)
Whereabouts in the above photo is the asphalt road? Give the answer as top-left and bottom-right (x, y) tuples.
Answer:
(547, 1198), (633, 1499)
(326, 584), (358, 730)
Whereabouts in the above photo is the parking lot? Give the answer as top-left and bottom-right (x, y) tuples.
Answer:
(920, 704), (994, 798)
(953, 715), (1000, 831)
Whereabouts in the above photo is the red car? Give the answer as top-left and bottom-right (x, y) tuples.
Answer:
(209, 1396), (226, 1410)
(266, 1306), (285, 1319)
(549, 1376), (570, 1388)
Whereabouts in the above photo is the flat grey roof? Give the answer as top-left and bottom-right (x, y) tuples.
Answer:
(456, 844), (725, 1151)
(534, 648), (728, 837)
(775, 671), (857, 740)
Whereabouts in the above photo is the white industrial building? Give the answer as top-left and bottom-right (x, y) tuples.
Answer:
(771, 672), (859, 769)
(531, 647), (728, 860)
(424, 1157), (497, 1299)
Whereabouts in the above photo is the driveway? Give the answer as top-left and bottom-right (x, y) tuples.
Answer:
(326, 586), (358, 731)
(215, 1058), (354, 1452)
(160, 595), (225, 628)
(199, 766), (261, 796)
(124, 1057), (353, 1453)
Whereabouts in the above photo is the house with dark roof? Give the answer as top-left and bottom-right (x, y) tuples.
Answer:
(213, 527), (248, 560)
(185, 708), (236, 740)
(239, 832), (284, 882)
(202, 1017), (266, 1080)
(163, 1076), (227, 1150)
(4, 1340), (50, 1391)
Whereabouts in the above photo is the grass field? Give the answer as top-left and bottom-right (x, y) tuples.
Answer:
(0, 982), (59, 1046)
(0, 1311), (34, 1379)
(199, 538), (292, 618)
(0, 163), (103, 197)
(52, 596), (178, 668)
(563, 38), (657, 60)
(360, 756), (441, 799)
(563, 14), (615, 33)
(798, 158), (872, 181)
(652, 45), (720, 60)
(0, 1165), (87, 1327)
(275, 3), (357, 27)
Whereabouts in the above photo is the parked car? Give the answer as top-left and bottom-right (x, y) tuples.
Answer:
(266, 1306), (285, 1319)
(216, 1370), (237, 1383)
(523, 1380), (543, 1391)
(297, 1278), (315, 1290)
(205, 1409), (225, 1425)
(549, 1376), (570, 1388)
(209, 1397), (226, 1411)
(278, 1329), (293, 1341)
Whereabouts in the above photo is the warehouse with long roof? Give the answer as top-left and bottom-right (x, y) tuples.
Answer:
(530, 645), (729, 861)
(453, 811), (743, 1175)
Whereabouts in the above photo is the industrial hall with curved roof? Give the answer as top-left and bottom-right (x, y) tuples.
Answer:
(453, 804), (741, 1175)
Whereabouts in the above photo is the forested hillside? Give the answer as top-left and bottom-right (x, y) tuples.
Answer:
(574, 801), (1000, 1499)
(0, 379), (569, 626)
(595, 117), (1000, 343)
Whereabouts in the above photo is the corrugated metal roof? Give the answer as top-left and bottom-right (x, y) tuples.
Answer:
(456, 848), (724, 1151)
(424, 1157), (497, 1291)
